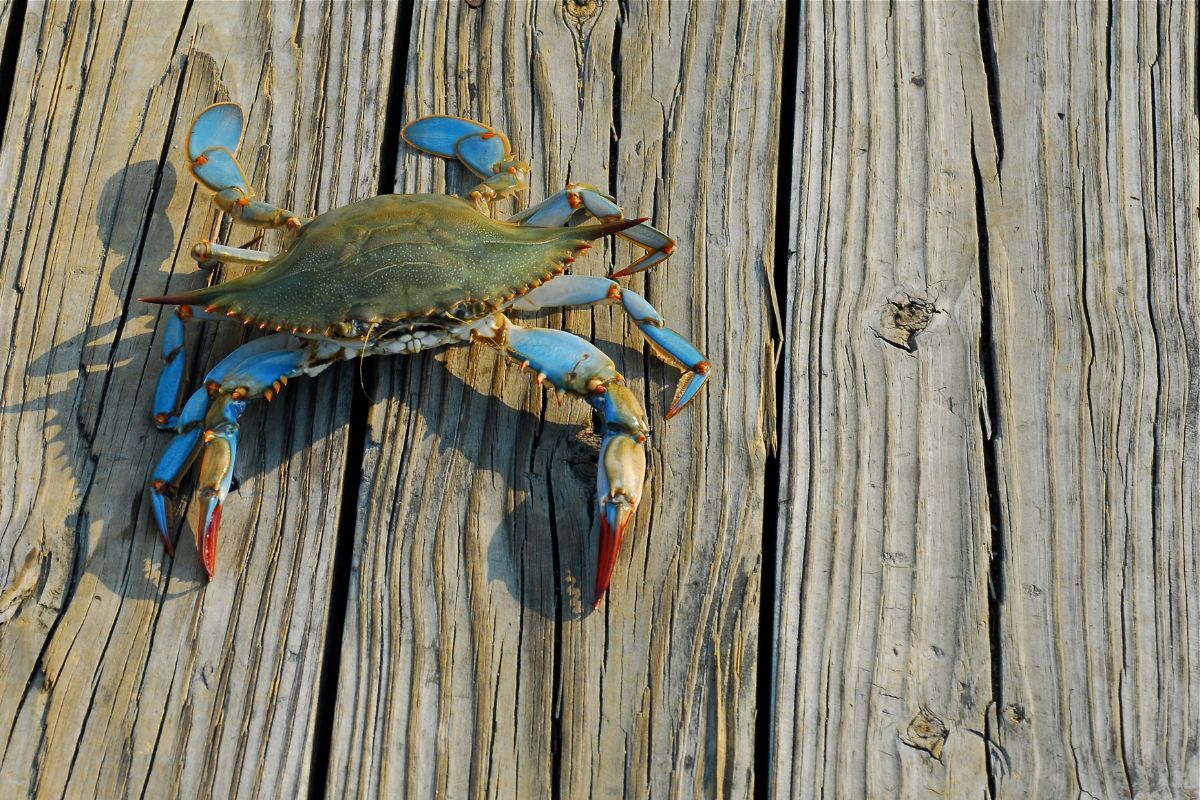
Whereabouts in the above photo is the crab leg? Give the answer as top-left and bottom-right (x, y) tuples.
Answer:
(483, 314), (649, 605)
(506, 275), (711, 417)
(190, 240), (275, 271)
(509, 183), (676, 277)
(148, 427), (204, 554)
(187, 103), (306, 233)
(147, 336), (324, 575)
(616, 288), (712, 417)
(150, 304), (239, 428)
(401, 114), (531, 208)
(152, 310), (187, 429)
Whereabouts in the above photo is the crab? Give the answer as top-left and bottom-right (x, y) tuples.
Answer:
(141, 102), (711, 605)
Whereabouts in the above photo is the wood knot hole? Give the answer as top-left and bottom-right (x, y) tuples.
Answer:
(564, 0), (599, 20)
(879, 292), (937, 351)
(901, 707), (948, 760)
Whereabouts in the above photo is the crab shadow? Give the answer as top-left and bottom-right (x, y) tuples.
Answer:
(4, 161), (604, 618)
(371, 351), (606, 622)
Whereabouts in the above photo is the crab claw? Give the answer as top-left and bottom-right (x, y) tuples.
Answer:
(194, 396), (245, 579)
(196, 429), (235, 579)
(591, 384), (649, 606)
(594, 431), (646, 607)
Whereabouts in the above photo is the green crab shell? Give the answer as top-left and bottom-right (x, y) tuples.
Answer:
(156, 194), (632, 334)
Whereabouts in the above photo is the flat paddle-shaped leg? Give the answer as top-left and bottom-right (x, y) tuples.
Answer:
(187, 103), (307, 234)
(401, 114), (531, 209)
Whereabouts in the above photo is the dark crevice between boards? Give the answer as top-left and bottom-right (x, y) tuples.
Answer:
(0, 0), (28, 148)
(971, 142), (1006, 800)
(546, 468), (565, 800)
(976, 0), (1004, 168)
(67, 27), (197, 789)
(72, 8), (194, 681)
(170, 0), (194, 56)
(755, 2), (800, 798)
(306, 5), (413, 799)
(975, 7), (1007, 798)
(600, 0), (625, 681)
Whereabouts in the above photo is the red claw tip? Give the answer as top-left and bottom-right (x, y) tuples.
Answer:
(200, 502), (221, 580)
(594, 504), (629, 606)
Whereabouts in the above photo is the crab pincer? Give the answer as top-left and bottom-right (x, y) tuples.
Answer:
(590, 385), (649, 605)
(196, 395), (244, 578)
(494, 319), (655, 605)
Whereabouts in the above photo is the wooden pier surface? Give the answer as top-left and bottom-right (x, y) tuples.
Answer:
(0, 2), (1194, 798)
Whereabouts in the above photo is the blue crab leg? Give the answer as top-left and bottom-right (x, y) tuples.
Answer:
(193, 346), (319, 577)
(148, 427), (204, 554)
(152, 311), (187, 428)
(401, 114), (531, 208)
(617, 288), (712, 417)
(199, 333), (294, 392)
(401, 115), (491, 159)
(187, 103), (306, 233)
(499, 320), (622, 395)
(147, 336), (318, 574)
(485, 314), (649, 605)
(149, 303), (233, 428)
(505, 276), (711, 418)
(508, 183), (677, 276)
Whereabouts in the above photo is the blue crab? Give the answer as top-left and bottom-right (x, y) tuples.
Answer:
(142, 103), (710, 605)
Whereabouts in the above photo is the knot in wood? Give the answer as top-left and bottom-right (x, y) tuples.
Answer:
(901, 707), (949, 760)
(564, 0), (599, 20)
(879, 293), (937, 351)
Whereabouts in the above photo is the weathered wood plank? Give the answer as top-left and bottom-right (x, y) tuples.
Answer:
(0, 2), (396, 796)
(328, 2), (781, 797)
(773, 1), (1198, 797)
(0, 1), (12, 74)
(977, 2), (1198, 796)
(772, 2), (995, 797)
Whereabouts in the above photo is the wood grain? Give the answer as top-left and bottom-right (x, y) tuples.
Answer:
(978, 2), (1198, 796)
(772, 1), (1198, 798)
(0, 2), (396, 796)
(772, 2), (994, 796)
(326, 2), (781, 797)
(4, 1), (1191, 797)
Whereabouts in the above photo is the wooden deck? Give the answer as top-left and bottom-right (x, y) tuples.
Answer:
(0, 1), (1194, 797)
